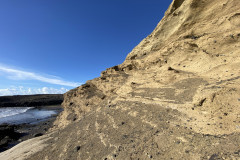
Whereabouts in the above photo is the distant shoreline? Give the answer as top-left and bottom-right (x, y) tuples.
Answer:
(0, 105), (62, 152)
(0, 94), (63, 107)
(0, 94), (64, 152)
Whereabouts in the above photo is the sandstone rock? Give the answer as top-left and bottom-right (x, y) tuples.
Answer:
(1, 0), (240, 160)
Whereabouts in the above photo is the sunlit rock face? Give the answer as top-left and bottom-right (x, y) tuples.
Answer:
(2, 0), (240, 159)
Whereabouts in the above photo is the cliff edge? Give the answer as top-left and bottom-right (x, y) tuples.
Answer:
(1, 0), (240, 159)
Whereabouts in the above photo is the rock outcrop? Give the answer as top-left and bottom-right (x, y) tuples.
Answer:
(1, 0), (240, 159)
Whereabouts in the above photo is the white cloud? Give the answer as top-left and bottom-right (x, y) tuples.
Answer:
(0, 65), (81, 87)
(0, 86), (69, 96)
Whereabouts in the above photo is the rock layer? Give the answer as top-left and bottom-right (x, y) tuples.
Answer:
(1, 0), (240, 159)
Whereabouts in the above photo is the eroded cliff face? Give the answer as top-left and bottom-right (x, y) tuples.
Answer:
(24, 0), (240, 159)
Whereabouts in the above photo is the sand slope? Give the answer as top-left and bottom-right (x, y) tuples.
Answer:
(0, 134), (51, 160)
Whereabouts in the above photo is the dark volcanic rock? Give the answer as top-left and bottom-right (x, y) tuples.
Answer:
(0, 124), (21, 149)
(0, 94), (63, 107)
(34, 133), (43, 137)
(0, 113), (60, 152)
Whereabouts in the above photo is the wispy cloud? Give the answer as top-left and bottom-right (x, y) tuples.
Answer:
(0, 65), (81, 87)
(0, 86), (68, 96)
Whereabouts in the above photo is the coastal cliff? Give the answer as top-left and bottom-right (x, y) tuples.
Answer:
(1, 0), (240, 159)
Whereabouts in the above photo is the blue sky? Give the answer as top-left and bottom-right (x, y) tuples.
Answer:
(0, 0), (172, 95)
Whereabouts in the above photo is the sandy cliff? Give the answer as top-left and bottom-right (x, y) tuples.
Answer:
(1, 0), (240, 159)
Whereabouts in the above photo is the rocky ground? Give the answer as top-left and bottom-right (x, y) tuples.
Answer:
(0, 94), (63, 152)
(0, 105), (62, 153)
(0, 0), (240, 159)
(0, 117), (55, 152)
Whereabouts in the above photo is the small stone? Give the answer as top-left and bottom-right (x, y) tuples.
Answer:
(191, 36), (198, 39)
(224, 113), (228, 116)
(118, 146), (123, 151)
(34, 133), (43, 137)
(174, 70), (180, 73)
(75, 146), (81, 152)
(209, 154), (219, 160)
(123, 135), (128, 139)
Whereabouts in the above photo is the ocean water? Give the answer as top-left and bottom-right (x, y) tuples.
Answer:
(0, 107), (58, 125)
(0, 107), (33, 118)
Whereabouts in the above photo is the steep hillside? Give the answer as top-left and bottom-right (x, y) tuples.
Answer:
(1, 0), (240, 159)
